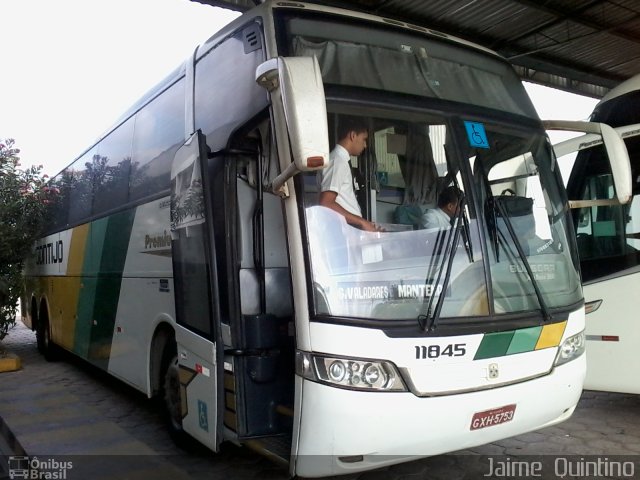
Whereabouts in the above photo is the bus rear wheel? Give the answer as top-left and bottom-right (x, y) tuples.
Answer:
(33, 302), (44, 354)
(36, 312), (58, 361)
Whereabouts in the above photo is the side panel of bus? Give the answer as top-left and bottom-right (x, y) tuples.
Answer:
(24, 197), (174, 393)
(563, 128), (640, 393)
(582, 278), (640, 393)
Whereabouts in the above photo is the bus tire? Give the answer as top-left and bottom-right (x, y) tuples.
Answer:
(32, 300), (44, 354)
(163, 352), (194, 448)
(37, 307), (58, 362)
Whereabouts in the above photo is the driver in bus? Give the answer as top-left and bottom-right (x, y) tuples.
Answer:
(319, 116), (382, 232)
(420, 186), (461, 229)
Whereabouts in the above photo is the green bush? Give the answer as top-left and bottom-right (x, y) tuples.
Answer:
(0, 139), (50, 342)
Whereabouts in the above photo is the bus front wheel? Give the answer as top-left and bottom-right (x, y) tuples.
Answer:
(163, 353), (193, 448)
(164, 354), (182, 431)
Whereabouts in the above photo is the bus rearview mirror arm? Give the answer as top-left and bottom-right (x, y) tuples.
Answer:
(256, 57), (330, 198)
(544, 120), (632, 204)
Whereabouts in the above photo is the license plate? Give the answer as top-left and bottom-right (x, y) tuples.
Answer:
(470, 404), (516, 430)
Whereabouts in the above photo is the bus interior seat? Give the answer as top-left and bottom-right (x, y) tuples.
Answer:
(393, 204), (423, 228)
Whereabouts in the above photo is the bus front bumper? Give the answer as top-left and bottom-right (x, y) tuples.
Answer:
(292, 353), (585, 477)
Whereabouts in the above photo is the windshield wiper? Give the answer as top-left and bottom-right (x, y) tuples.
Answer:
(419, 194), (466, 332)
(493, 199), (553, 323)
(460, 199), (474, 263)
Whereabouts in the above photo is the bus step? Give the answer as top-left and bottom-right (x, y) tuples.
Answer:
(276, 404), (294, 418)
(244, 434), (291, 465)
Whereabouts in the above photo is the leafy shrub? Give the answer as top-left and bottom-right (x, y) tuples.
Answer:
(0, 139), (50, 342)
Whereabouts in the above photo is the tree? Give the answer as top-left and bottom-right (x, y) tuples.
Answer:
(0, 138), (50, 342)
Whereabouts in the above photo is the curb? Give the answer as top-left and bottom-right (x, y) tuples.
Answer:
(0, 413), (27, 480)
(0, 414), (27, 457)
(0, 353), (21, 373)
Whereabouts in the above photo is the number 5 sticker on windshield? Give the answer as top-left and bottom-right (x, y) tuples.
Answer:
(464, 121), (489, 149)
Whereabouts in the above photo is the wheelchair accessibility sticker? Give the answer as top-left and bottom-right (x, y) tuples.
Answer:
(464, 121), (489, 149)
(198, 399), (209, 432)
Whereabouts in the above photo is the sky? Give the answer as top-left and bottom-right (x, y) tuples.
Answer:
(1, 0), (600, 177)
(0, 0), (240, 175)
(525, 82), (599, 142)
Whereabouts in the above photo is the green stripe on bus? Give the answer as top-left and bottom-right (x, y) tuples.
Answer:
(474, 330), (515, 360)
(73, 218), (109, 358)
(89, 209), (136, 368)
(73, 210), (136, 364)
(473, 323), (566, 360)
(507, 326), (543, 355)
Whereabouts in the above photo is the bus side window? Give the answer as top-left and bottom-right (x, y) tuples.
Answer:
(195, 23), (268, 154)
(92, 116), (134, 216)
(130, 78), (185, 202)
(68, 149), (96, 225)
(45, 172), (72, 233)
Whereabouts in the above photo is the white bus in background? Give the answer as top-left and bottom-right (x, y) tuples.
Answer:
(555, 74), (640, 394)
(20, 1), (630, 476)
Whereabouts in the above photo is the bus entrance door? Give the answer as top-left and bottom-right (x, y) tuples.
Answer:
(170, 131), (220, 451)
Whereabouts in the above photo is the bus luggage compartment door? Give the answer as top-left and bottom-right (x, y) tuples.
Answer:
(175, 325), (218, 450)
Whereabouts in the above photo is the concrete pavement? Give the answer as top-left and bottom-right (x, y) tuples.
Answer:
(0, 323), (194, 480)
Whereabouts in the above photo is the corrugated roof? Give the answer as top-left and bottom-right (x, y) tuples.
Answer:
(193, 0), (640, 98)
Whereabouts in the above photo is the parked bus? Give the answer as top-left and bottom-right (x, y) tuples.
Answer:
(556, 74), (640, 394)
(21, 1), (629, 476)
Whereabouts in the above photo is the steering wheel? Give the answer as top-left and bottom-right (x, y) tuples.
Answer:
(501, 188), (516, 196)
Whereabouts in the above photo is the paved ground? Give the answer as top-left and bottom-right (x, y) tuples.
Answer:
(1, 321), (640, 479)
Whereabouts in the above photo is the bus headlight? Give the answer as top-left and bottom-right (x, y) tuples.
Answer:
(554, 330), (586, 367)
(297, 351), (406, 391)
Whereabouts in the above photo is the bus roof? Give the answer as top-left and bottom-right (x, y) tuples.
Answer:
(59, 0), (510, 179)
(198, 0), (501, 60)
(597, 73), (640, 107)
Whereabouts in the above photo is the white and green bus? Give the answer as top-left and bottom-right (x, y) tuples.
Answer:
(22, 1), (624, 476)
(555, 74), (640, 394)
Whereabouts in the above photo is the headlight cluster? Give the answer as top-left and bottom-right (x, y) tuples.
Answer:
(297, 351), (406, 391)
(554, 330), (586, 366)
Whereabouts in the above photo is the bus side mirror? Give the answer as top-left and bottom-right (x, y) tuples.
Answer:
(545, 120), (632, 205)
(542, 120), (633, 204)
(256, 56), (329, 197)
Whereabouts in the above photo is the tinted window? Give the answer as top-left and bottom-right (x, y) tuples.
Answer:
(280, 15), (536, 118)
(45, 171), (73, 232)
(171, 136), (214, 338)
(93, 117), (134, 215)
(130, 78), (185, 201)
(68, 149), (96, 224)
(195, 25), (268, 151)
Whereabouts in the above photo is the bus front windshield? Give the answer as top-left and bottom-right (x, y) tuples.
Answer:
(303, 114), (581, 323)
(277, 9), (581, 324)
